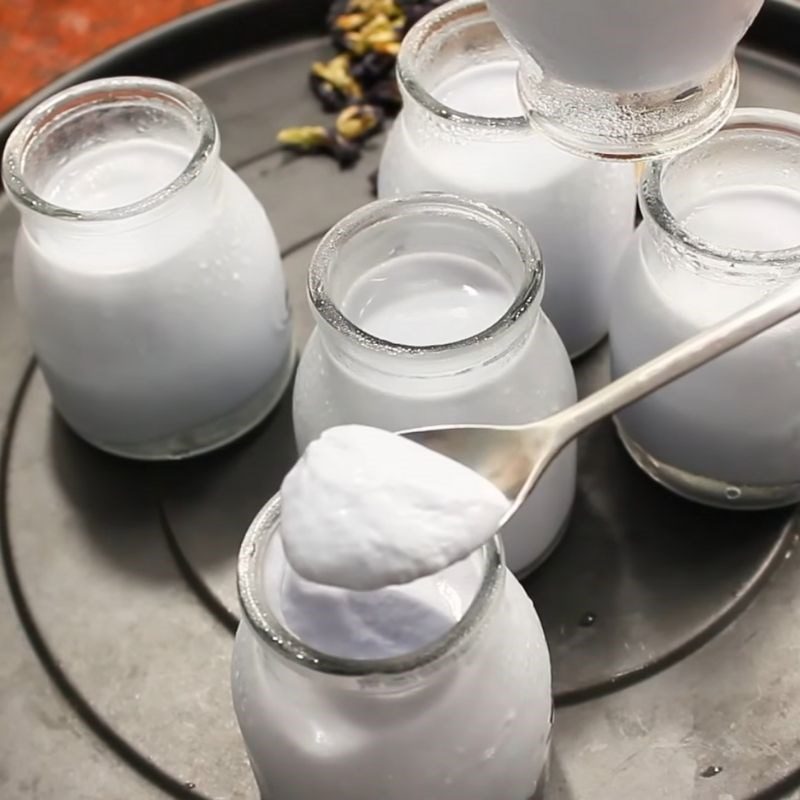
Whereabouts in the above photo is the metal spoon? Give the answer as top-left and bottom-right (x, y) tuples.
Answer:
(402, 279), (800, 524)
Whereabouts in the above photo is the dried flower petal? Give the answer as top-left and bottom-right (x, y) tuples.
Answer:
(309, 74), (350, 112)
(336, 104), (385, 141)
(349, 51), (395, 85)
(311, 54), (364, 100)
(277, 125), (331, 151)
(364, 77), (402, 113)
(335, 12), (369, 31)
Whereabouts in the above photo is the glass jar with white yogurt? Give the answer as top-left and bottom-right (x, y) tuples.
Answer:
(293, 194), (577, 574)
(2, 77), (293, 459)
(609, 109), (800, 509)
(485, 0), (764, 160)
(379, 0), (636, 358)
(232, 495), (553, 800)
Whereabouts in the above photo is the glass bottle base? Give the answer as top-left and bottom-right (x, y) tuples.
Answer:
(517, 59), (739, 161)
(513, 510), (572, 581)
(68, 347), (296, 461)
(616, 420), (800, 510)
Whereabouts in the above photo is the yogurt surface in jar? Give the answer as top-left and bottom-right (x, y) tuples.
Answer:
(232, 427), (552, 799)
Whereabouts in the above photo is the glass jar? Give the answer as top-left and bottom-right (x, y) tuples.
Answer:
(232, 495), (553, 800)
(379, 0), (636, 358)
(485, 0), (764, 160)
(2, 77), (293, 459)
(609, 109), (800, 509)
(293, 194), (577, 574)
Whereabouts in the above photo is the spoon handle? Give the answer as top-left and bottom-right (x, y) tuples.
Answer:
(550, 278), (800, 444)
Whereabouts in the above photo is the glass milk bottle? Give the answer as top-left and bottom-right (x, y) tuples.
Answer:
(610, 109), (800, 509)
(293, 194), (577, 574)
(232, 495), (553, 800)
(379, 0), (636, 358)
(2, 77), (293, 459)
(486, 0), (764, 159)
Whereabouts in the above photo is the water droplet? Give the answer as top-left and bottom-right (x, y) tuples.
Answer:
(725, 486), (742, 501)
(579, 612), (597, 628)
(700, 766), (723, 779)
(183, 781), (196, 789)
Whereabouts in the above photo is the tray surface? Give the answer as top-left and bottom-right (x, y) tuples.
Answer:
(2, 3), (800, 799)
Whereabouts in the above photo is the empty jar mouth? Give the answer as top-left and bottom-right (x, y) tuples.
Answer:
(397, 0), (529, 132)
(237, 494), (505, 679)
(309, 193), (544, 359)
(2, 76), (216, 222)
(641, 107), (800, 278)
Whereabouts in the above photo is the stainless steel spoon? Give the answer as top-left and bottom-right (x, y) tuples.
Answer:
(402, 279), (800, 524)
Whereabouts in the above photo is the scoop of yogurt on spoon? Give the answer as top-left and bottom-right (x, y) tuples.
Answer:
(280, 425), (510, 591)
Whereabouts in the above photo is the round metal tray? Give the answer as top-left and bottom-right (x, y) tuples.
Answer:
(2, 2), (800, 798)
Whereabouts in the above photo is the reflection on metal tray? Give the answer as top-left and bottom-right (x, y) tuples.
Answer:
(2, 2), (800, 798)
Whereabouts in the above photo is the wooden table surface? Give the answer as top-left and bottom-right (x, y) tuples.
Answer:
(0, 0), (222, 115)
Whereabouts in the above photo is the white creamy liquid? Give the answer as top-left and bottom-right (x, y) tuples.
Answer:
(682, 186), (800, 253)
(15, 136), (291, 451)
(610, 185), (800, 489)
(343, 252), (514, 345)
(379, 60), (635, 356)
(281, 425), (510, 590)
(41, 138), (188, 212)
(487, 0), (764, 93)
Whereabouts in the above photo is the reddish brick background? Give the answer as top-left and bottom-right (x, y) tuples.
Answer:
(0, 0), (220, 115)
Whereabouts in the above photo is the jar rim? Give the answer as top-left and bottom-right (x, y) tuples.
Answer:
(237, 493), (505, 677)
(397, 0), (529, 133)
(641, 107), (800, 268)
(308, 193), (544, 357)
(1, 76), (217, 222)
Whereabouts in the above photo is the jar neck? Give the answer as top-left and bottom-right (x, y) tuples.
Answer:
(397, 0), (531, 143)
(2, 77), (218, 227)
(640, 108), (800, 286)
(238, 496), (506, 694)
(308, 194), (544, 381)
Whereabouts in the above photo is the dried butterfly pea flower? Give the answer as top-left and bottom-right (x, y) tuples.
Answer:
(277, 126), (331, 152)
(311, 54), (363, 101)
(309, 74), (351, 112)
(280, 0), (442, 167)
(344, 13), (404, 56)
(400, 0), (449, 31)
(349, 51), (395, 85)
(335, 105), (385, 141)
(364, 78), (402, 113)
(277, 125), (362, 167)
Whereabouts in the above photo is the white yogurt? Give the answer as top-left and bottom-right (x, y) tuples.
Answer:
(281, 425), (510, 590)
(609, 114), (800, 507)
(487, 0), (764, 94)
(274, 537), (483, 659)
(232, 494), (553, 799)
(380, 13), (636, 356)
(7, 81), (293, 458)
(294, 202), (578, 576)
(344, 252), (514, 346)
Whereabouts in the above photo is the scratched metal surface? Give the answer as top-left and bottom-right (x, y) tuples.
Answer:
(1, 2), (800, 798)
